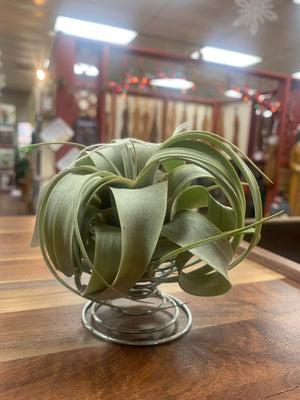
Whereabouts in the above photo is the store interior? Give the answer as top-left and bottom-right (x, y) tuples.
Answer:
(1, 3), (300, 397)
(1, 0), (300, 261)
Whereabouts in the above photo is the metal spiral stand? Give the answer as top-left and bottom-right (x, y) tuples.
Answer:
(81, 264), (192, 346)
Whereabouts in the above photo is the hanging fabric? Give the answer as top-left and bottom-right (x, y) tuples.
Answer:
(150, 104), (158, 142)
(120, 100), (130, 139)
(232, 107), (240, 146)
(217, 109), (224, 138)
(202, 109), (209, 131)
(193, 106), (198, 130)
(141, 101), (151, 141)
(169, 102), (177, 137)
(132, 98), (141, 139)
(181, 103), (188, 125)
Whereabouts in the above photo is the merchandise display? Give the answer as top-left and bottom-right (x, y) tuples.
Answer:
(289, 135), (300, 216)
(0, 105), (16, 191)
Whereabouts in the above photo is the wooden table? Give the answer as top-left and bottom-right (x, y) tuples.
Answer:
(1, 216), (300, 400)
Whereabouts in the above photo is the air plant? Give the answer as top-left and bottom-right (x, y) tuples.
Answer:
(31, 127), (271, 301)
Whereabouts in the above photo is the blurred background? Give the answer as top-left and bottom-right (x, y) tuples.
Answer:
(0, 0), (300, 260)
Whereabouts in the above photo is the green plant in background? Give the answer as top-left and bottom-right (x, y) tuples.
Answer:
(31, 129), (273, 301)
(15, 148), (31, 182)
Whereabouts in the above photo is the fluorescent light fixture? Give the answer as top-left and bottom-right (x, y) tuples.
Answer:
(225, 89), (243, 99)
(292, 71), (300, 79)
(150, 78), (194, 90)
(54, 16), (137, 45)
(293, 0), (300, 4)
(74, 63), (84, 75)
(200, 46), (262, 67)
(85, 65), (99, 77)
(74, 63), (99, 77)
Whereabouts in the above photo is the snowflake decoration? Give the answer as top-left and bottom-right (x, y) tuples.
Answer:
(233, 0), (278, 35)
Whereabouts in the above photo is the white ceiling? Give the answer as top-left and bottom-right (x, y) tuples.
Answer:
(0, 0), (300, 93)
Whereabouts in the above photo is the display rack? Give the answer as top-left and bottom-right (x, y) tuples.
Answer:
(0, 104), (16, 191)
(48, 33), (299, 215)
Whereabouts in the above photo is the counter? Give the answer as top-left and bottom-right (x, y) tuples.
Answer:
(1, 216), (300, 399)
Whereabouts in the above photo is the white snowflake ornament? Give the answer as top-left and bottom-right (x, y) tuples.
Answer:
(233, 0), (278, 35)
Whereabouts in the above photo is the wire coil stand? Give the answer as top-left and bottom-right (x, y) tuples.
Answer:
(81, 264), (192, 346)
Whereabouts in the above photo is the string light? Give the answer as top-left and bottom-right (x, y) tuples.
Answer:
(106, 71), (196, 94)
(226, 84), (281, 116)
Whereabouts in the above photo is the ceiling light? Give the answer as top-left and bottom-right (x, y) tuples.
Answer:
(54, 16), (137, 45)
(200, 46), (262, 67)
(74, 63), (99, 77)
(224, 89), (243, 99)
(150, 78), (194, 90)
(292, 71), (300, 79)
(74, 63), (84, 75)
(293, 1), (300, 4)
(190, 51), (200, 60)
(36, 69), (46, 80)
(85, 65), (99, 77)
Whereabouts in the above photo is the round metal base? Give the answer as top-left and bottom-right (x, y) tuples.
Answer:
(81, 291), (192, 346)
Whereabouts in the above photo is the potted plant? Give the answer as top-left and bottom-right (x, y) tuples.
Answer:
(15, 148), (32, 195)
(31, 127), (272, 345)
